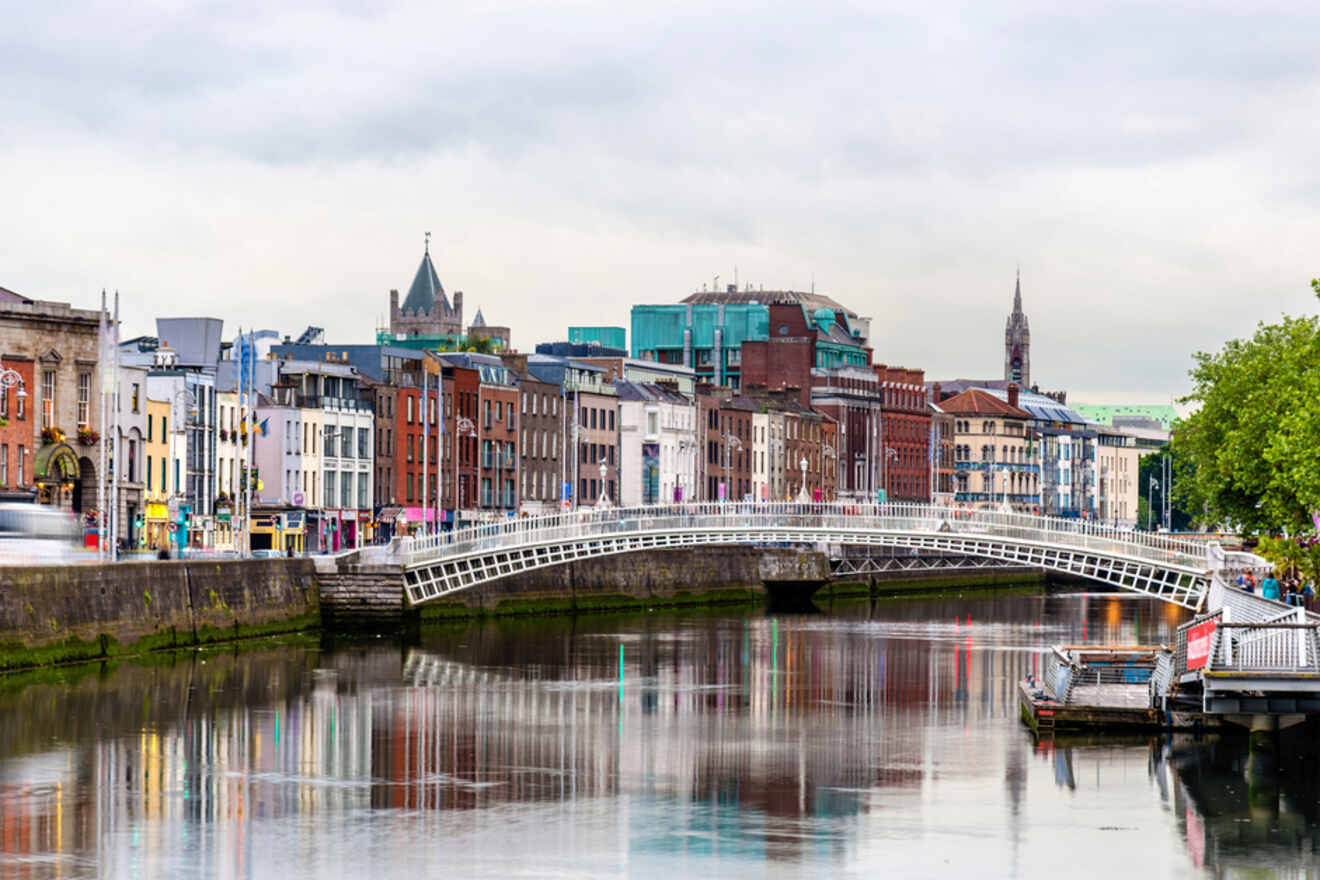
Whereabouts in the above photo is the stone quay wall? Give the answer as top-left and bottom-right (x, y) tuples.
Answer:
(0, 546), (1048, 664)
(0, 558), (318, 669)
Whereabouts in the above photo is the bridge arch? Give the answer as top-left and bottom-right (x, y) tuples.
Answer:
(399, 504), (1250, 611)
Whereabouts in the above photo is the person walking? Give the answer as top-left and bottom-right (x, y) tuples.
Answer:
(1261, 571), (1281, 601)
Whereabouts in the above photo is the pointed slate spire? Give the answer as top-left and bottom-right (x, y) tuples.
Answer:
(472, 307), (486, 327)
(400, 234), (449, 315)
(1013, 267), (1022, 314)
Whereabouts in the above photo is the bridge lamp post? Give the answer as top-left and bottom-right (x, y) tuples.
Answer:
(797, 456), (809, 503)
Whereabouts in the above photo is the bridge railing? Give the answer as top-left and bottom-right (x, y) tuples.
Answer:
(402, 501), (1207, 569)
(1207, 619), (1320, 673)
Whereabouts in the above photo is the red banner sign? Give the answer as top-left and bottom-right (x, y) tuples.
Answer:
(1186, 619), (1217, 670)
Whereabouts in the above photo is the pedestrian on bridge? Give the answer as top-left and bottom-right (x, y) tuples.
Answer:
(1261, 571), (1281, 601)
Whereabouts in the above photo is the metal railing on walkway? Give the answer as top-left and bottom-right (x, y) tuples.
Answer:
(394, 502), (1246, 607)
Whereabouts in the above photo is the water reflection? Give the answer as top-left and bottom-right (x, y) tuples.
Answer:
(2, 590), (1316, 877)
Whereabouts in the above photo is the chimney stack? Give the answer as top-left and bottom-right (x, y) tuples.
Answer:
(1007, 383), (1019, 409)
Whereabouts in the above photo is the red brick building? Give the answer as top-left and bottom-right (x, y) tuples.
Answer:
(875, 364), (931, 503)
(445, 362), (480, 515)
(0, 356), (34, 500)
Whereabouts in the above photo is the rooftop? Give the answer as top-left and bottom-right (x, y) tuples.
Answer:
(401, 249), (448, 314)
(938, 388), (1031, 418)
(681, 288), (854, 316)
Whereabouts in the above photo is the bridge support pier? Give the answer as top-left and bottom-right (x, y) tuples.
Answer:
(315, 554), (407, 631)
(759, 553), (830, 607)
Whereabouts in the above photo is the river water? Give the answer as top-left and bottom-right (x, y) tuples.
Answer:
(2, 588), (1319, 878)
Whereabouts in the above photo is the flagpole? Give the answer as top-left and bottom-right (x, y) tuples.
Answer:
(422, 368), (429, 537)
(97, 291), (108, 561)
(235, 327), (243, 556)
(245, 330), (255, 557)
(110, 291), (120, 558)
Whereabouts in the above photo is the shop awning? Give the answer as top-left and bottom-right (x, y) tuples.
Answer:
(376, 507), (404, 523)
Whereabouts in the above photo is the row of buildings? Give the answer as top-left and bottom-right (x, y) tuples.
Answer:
(0, 249), (1154, 553)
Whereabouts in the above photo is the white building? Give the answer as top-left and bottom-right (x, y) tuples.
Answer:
(615, 381), (697, 506)
(750, 411), (787, 503)
(270, 361), (373, 550)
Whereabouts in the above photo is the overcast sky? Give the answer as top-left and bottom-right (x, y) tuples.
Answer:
(4, 0), (1318, 401)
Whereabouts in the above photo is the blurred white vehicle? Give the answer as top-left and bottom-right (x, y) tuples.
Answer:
(0, 503), (84, 565)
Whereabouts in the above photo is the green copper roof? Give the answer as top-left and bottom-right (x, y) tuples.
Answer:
(401, 251), (448, 315)
(1072, 404), (1178, 428)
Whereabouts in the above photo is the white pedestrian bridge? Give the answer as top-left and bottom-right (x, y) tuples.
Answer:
(398, 502), (1268, 611)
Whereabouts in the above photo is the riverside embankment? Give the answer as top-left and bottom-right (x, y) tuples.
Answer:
(0, 548), (1044, 670)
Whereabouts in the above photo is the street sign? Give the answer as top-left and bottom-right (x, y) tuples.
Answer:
(1186, 619), (1217, 670)
(293, 492), (305, 506)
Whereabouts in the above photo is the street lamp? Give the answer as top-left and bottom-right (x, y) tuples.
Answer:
(820, 443), (836, 502)
(797, 455), (809, 503)
(0, 368), (27, 401)
(1148, 476), (1159, 532)
(597, 458), (610, 507)
(676, 439), (692, 503)
(452, 415), (476, 526)
(882, 445), (898, 504)
(722, 432), (742, 503)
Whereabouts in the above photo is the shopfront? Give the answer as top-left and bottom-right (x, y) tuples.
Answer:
(144, 501), (170, 550)
(376, 507), (404, 542)
(249, 509), (306, 554)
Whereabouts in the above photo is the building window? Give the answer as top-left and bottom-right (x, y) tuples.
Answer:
(325, 471), (337, 508)
(0, 444), (6, 485)
(16, 446), (24, 484)
(77, 373), (93, 427)
(358, 472), (368, 509)
(41, 370), (56, 429)
(131, 383), (140, 413)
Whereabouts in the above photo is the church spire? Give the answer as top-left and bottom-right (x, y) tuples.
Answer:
(1004, 270), (1030, 389)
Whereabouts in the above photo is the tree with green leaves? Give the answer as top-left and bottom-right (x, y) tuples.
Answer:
(1135, 444), (1193, 531)
(1174, 297), (1320, 535)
